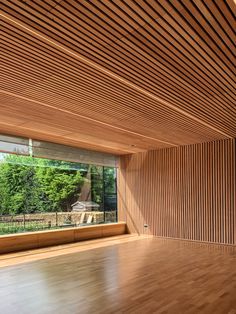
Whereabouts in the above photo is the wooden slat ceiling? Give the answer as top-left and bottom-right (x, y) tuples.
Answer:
(1, 0), (236, 155)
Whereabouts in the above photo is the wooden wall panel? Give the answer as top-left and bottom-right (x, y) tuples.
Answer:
(118, 139), (236, 245)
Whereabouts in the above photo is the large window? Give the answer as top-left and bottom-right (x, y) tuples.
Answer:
(0, 153), (117, 235)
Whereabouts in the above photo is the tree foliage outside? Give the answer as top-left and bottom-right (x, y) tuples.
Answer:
(90, 166), (117, 209)
(0, 154), (117, 216)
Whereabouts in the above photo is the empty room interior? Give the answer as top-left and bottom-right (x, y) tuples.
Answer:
(0, 0), (236, 313)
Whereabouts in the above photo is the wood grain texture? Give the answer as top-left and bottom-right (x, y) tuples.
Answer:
(1, 0), (236, 154)
(0, 234), (141, 268)
(1, 236), (236, 313)
(118, 138), (236, 245)
(0, 222), (126, 254)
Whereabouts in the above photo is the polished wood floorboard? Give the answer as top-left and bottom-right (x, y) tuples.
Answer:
(0, 236), (236, 314)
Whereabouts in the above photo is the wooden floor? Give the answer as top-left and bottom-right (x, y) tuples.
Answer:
(0, 236), (236, 314)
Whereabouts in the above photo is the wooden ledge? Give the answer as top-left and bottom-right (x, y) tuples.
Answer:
(0, 222), (127, 254)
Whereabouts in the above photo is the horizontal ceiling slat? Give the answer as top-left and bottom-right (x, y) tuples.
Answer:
(2, 17), (234, 110)
(0, 93), (171, 152)
(0, 0), (235, 154)
(1, 26), (234, 129)
(3, 26), (234, 118)
(1, 48), (235, 138)
(1, 2), (232, 96)
(1, 75), (223, 146)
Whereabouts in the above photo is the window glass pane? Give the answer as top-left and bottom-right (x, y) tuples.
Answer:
(0, 134), (118, 167)
(0, 153), (117, 235)
(32, 140), (118, 167)
(0, 134), (29, 155)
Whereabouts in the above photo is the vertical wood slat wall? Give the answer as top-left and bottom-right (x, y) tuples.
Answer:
(118, 139), (236, 245)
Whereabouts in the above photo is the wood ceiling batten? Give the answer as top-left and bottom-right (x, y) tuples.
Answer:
(1, 12), (232, 137)
(0, 90), (177, 147)
(227, 0), (236, 18)
(157, 1), (235, 78)
(0, 1), (236, 154)
(2, 33), (228, 123)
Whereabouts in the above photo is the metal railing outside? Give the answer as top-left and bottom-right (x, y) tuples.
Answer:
(0, 211), (117, 235)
